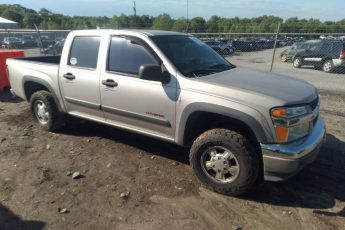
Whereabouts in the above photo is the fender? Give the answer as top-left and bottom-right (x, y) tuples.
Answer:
(176, 102), (274, 145)
(22, 75), (65, 113)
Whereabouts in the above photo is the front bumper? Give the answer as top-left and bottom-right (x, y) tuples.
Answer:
(261, 116), (326, 181)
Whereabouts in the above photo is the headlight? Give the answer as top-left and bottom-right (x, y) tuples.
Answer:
(271, 106), (308, 119)
(271, 106), (310, 143)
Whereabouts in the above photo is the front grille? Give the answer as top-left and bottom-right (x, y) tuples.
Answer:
(309, 96), (319, 128)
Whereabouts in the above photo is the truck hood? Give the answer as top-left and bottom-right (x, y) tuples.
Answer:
(197, 67), (317, 106)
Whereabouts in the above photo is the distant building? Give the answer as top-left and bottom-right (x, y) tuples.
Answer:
(0, 17), (17, 29)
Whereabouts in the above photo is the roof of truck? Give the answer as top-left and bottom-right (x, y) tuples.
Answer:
(71, 29), (186, 37)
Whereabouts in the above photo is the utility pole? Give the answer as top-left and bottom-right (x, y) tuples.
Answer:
(133, 1), (136, 17)
(186, 0), (189, 32)
(133, 1), (137, 27)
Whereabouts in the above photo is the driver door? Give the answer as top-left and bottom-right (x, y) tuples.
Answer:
(100, 36), (177, 140)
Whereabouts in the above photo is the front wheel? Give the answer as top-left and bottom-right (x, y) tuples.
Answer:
(189, 129), (259, 196)
(223, 48), (231, 55)
(322, 60), (334, 73)
(293, 57), (302, 68)
(281, 54), (288, 62)
(30, 90), (65, 131)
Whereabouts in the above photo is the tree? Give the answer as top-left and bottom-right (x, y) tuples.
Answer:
(23, 13), (42, 28)
(1, 8), (23, 24)
(190, 17), (206, 32)
(207, 16), (221, 32)
(140, 15), (153, 28)
(117, 14), (129, 28)
(1, 3), (345, 33)
(172, 17), (188, 32)
(152, 13), (173, 30)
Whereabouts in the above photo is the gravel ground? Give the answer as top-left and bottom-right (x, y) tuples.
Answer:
(0, 89), (345, 230)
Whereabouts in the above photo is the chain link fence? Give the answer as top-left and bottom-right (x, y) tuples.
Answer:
(1, 28), (345, 78)
(0, 29), (70, 57)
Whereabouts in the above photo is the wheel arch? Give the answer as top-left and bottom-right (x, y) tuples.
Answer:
(177, 103), (272, 147)
(23, 76), (64, 112)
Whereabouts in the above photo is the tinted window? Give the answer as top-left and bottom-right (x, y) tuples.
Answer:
(108, 37), (157, 75)
(69, 36), (100, 69)
(321, 42), (332, 51)
(310, 42), (322, 51)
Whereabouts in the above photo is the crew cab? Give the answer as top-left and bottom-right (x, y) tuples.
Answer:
(7, 30), (326, 196)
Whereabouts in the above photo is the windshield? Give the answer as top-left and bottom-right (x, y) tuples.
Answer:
(151, 35), (232, 77)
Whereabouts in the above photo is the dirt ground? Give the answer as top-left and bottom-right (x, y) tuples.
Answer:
(0, 89), (345, 230)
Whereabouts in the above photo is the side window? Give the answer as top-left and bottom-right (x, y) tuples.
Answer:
(310, 42), (322, 51)
(108, 37), (157, 75)
(68, 36), (100, 69)
(321, 42), (332, 51)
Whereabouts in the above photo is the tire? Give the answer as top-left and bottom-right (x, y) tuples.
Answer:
(224, 48), (231, 55)
(190, 129), (259, 196)
(281, 54), (288, 62)
(293, 57), (302, 68)
(30, 90), (65, 131)
(322, 59), (334, 73)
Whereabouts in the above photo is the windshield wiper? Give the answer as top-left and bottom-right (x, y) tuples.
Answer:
(208, 63), (231, 70)
(186, 64), (231, 77)
(186, 69), (220, 78)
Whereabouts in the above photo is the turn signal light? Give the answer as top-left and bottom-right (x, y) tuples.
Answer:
(274, 126), (289, 142)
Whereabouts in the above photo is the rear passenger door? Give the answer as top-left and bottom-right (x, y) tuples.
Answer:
(59, 36), (103, 120)
(100, 36), (177, 141)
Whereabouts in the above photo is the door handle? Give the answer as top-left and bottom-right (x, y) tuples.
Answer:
(63, 73), (76, 80)
(102, 79), (118, 87)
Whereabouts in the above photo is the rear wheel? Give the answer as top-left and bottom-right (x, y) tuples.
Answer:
(190, 129), (259, 196)
(30, 90), (65, 131)
(281, 54), (288, 62)
(322, 60), (334, 73)
(293, 57), (302, 68)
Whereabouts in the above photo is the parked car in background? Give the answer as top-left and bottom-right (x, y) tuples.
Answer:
(256, 39), (275, 49)
(36, 35), (55, 48)
(54, 37), (66, 43)
(276, 39), (288, 47)
(204, 40), (234, 55)
(2, 37), (21, 49)
(232, 39), (258, 51)
(20, 35), (36, 48)
(293, 39), (345, 73)
(43, 39), (65, 55)
(280, 40), (319, 62)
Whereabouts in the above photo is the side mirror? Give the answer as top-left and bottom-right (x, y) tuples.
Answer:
(139, 64), (170, 83)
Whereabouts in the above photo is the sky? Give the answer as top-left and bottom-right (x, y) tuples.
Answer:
(2, 0), (344, 21)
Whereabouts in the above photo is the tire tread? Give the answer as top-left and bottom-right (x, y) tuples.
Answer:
(190, 128), (259, 196)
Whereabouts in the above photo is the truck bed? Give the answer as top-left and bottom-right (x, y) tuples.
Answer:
(7, 56), (62, 102)
(13, 55), (61, 64)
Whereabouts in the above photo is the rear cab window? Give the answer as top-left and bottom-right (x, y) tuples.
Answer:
(68, 36), (101, 69)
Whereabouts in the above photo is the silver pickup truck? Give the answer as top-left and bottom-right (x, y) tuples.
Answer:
(7, 30), (326, 196)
